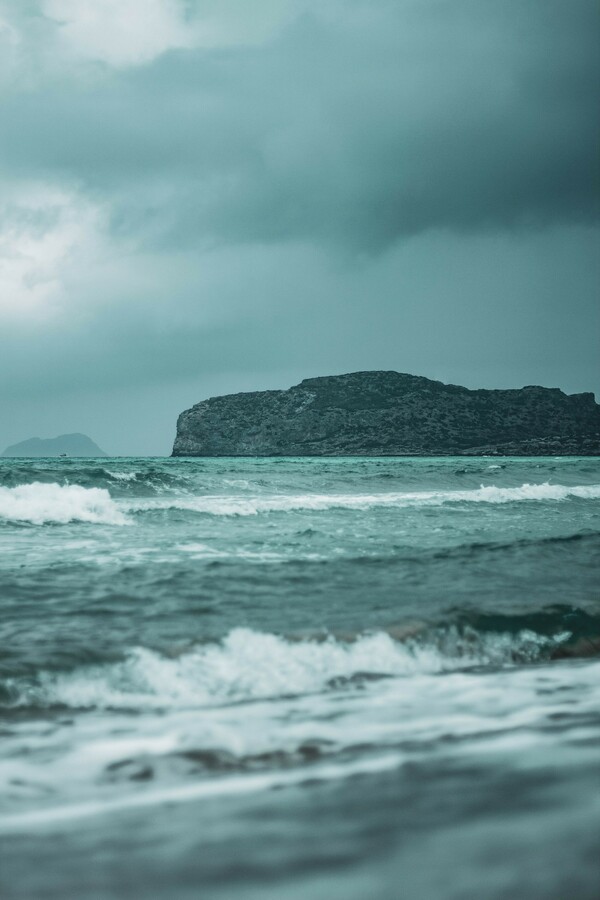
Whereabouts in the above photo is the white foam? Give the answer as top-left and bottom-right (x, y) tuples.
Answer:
(0, 752), (403, 832)
(0, 482), (129, 525)
(4, 657), (600, 833)
(106, 470), (137, 482)
(176, 543), (286, 561)
(20, 627), (558, 711)
(126, 482), (600, 517)
(175, 542), (230, 558)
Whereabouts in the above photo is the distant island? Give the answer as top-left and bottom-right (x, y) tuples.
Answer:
(2, 433), (107, 458)
(172, 371), (600, 457)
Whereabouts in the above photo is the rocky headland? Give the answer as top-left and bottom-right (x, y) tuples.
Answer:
(172, 371), (600, 457)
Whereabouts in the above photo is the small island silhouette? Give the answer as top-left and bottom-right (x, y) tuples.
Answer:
(2, 433), (107, 458)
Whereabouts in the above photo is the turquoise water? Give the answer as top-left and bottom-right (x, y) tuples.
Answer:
(1, 457), (599, 899)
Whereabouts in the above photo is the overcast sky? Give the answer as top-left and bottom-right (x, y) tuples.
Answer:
(0, 0), (598, 454)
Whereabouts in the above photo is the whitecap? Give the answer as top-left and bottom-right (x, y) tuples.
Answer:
(14, 626), (563, 711)
(0, 482), (129, 525)
(125, 482), (600, 517)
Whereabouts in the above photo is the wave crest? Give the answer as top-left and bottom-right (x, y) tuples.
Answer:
(5, 626), (570, 711)
(125, 482), (600, 517)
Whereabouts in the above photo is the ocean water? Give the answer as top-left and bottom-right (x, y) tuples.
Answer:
(1, 456), (599, 900)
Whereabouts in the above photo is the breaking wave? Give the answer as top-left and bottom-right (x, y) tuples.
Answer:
(4, 626), (572, 711)
(1, 478), (598, 525)
(126, 482), (600, 517)
(0, 482), (128, 525)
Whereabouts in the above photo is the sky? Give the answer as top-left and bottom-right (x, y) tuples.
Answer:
(0, 0), (598, 455)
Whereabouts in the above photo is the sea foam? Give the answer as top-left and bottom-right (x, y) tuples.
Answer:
(126, 482), (600, 517)
(13, 627), (564, 711)
(0, 482), (128, 525)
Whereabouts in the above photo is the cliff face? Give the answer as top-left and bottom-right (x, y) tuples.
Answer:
(172, 371), (600, 457)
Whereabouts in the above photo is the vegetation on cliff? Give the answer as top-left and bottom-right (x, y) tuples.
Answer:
(172, 372), (600, 457)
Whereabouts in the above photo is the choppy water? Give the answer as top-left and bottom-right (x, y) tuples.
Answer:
(1, 456), (599, 900)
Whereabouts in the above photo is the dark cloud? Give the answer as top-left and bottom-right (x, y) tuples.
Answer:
(0, 0), (598, 453)
(1, 0), (598, 251)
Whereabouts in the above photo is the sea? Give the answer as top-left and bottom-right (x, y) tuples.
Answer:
(0, 456), (599, 900)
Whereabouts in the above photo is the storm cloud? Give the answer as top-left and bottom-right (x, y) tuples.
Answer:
(0, 0), (598, 453)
